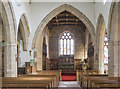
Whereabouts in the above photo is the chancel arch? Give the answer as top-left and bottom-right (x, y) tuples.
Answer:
(32, 4), (95, 71)
(108, 2), (120, 77)
(95, 14), (107, 74)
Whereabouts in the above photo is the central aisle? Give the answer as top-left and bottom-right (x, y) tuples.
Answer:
(58, 81), (81, 89)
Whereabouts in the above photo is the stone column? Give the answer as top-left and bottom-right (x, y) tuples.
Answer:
(0, 20), (2, 78)
(37, 54), (42, 71)
(0, 42), (2, 77)
(98, 48), (104, 74)
(94, 37), (99, 70)
(108, 2), (120, 77)
(4, 42), (17, 77)
(108, 41), (119, 77)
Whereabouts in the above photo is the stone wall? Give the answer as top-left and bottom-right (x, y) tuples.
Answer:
(49, 25), (85, 59)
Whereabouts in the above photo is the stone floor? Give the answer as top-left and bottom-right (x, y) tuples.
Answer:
(57, 81), (82, 89)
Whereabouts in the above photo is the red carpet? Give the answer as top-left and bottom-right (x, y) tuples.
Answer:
(62, 73), (76, 81)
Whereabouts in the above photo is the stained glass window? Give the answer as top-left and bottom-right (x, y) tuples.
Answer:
(104, 33), (108, 64)
(59, 32), (74, 56)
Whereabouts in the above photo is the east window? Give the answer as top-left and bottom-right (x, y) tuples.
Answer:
(59, 32), (74, 56)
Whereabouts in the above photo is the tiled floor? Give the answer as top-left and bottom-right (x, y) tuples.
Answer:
(57, 81), (82, 89)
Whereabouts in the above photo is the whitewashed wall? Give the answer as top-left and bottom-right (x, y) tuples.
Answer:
(94, 1), (112, 31)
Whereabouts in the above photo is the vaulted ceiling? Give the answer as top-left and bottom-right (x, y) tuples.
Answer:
(47, 11), (86, 30)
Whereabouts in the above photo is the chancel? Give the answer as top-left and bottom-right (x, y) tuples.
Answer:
(0, 0), (120, 89)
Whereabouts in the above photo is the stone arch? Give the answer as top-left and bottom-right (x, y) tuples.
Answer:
(32, 4), (95, 71)
(32, 4), (95, 49)
(18, 14), (30, 51)
(43, 36), (46, 45)
(108, 2), (120, 77)
(1, 1), (17, 77)
(95, 14), (106, 74)
(35, 27), (49, 70)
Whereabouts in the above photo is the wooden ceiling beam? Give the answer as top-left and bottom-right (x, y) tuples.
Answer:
(51, 18), (79, 22)
(49, 22), (81, 25)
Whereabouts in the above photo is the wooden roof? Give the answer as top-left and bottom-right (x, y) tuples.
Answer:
(47, 11), (86, 30)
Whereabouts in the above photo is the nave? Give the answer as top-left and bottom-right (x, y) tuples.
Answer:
(0, 1), (120, 89)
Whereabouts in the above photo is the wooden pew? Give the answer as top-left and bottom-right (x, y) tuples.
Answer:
(19, 74), (59, 87)
(2, 70), (60, 89)
(79, 74), (107, 88)
(78, 70), (98, 87)
(36, 70), (60, 87)
(78, 70), (120, 89)
(91, 77), (120, 89)
(2, 77), (53, 89)
(92, 83), (120, 89)
(83, 74), (108, 88)
(2, 83), (49, 89)
(87, 77), (116, 88)
(82, 75), (120, 89)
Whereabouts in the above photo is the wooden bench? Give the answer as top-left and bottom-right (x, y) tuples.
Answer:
(92, 83), (120, 89)
(87, 77), (116, 88)
(82, 75), (120, 89)
(35, 70), (60, 86)
(78, 70), (99, 86)
(2, 83), (49, 89)
(79, 74), (108, 88)
(78, 70), (120, 89)
(19, 74), (59, 87)
(83, 74), (108, 88)
(2, 77), (53, 89)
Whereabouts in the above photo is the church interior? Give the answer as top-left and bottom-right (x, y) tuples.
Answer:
(0, 0), (120, 88)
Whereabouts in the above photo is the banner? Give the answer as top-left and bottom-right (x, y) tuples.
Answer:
(30, 59), (35, 66)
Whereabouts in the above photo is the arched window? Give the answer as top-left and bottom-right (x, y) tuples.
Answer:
(59, 32), (74, 56)
(104, 33), (108, 64)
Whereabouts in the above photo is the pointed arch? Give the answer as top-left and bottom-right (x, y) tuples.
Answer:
(32, 4), (95, 49)
(95, 14), (106, 74)
(107, 2), (120, 77)
(2, 1), (17, 42)
(18, 14), (30, 51)
(1, 1), (17, 77)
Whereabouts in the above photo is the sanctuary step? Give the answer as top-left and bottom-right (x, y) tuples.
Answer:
(61, 71), (76, 81)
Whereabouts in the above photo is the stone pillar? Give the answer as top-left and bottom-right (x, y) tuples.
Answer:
(37, 55), (42, 71)
(84, 46), (88, 59)
(4, 42), (17, 77)
(98, 48), (104, 74)
(94, 38), (99, 70)
(108, 2), (120, 77)
(0, 42), (2, 77)
(108, 41), (119, 77)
